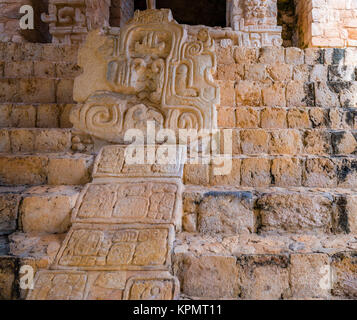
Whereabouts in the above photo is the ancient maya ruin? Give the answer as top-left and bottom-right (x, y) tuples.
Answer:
(0, 0), (356, 300)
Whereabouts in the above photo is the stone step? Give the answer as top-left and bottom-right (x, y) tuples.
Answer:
(0, 154), (94, 186)
(0, 186), (81, 236)
(0, 103), (74, 129)
(173, 236), (357, 299)
(184, 155), (357, 188)
(0, 128), (93, 154)
(182, 187), (357, 235)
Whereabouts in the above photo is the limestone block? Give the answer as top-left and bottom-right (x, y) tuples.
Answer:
(174, 254), (239, 298)
(236, 81), (262, 106)
(328, 65), (356, 81)
(287, 109), (311, 128)
(310, 65), (328, 82)
(72, 182), (182, 225)
(334, 195), (357, 234)
(10, 105), (36, 128)
(285, 48), (304, 65)
(0, 256), (16, 300)
(53, 224), (174, 271)
(257, 192), (333, 233)
(209, 158), (241, 186)
(241, 129), (270, 154)
(303, 130), (332, 155)
(4, 61), (33, 78)
(293, 65), (311, 82)
(271, 158), (302, 187)
(286, 81), (315, 107)
(315, 82), (340, 107)
(236, 107), (260, 128)
(0, 105), (11, 127)
(56, 63), (82, 79)
(304, 48), (324, 65)
(245, 64), (267, 81)
(35, 129), (72, 153)
(36, 104), (60, 128)
(290, 253), (330, 299)
(331, 131), (357, 155)
(10, 129), (35, 153)
(309, 108), (329, 128)
(28, 271), (179, 300)
(0, 129), (11, 153)
(337, 158), (357, 187)
(241, 158), (271, 187)
(18, 79), (56, 104)
(331, 252), (357, 298)
(47, 155), (92, 185)
(262, 82), (286, 107)
(266, 63), (293, 82)
(217, 107), (236, 128)
(33, 61), (56, 78)
(269, 130), (302, 155)
(198, 191), (253, 236)
(0, 193), (20, 234)
(56, 79), (74, 104)
(20, 186), (80, 234)
(233, 48), (259, 65)
(0, 79), (17, 102)
(0, 155), (48, 186)
(217, 80), (235, 106)
(261, 108), (287, 129)
(304, 158), (337, 188)
(259, 47), (285, 64)
(237, 255), (290, 300)
(216, 64), (244, 81)
(184, 164), (209, 185)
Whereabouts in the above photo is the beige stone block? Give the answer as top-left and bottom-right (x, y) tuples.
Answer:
(267, 63), (293, 82)
(315, 82), (340, 107)
(184, 164), (209, 185)
(10, 105), (36, 128)
(0, 130), (10, 153)
(0, 257), (16, 299)
(310, 64), (328, 81)
(304, 158), (337, 187)
(0, 105), (12, 127)
(331, 252), (357, 298)
(217, 107), (236, 128)
(286, 81), (314, 107)
(303, 130), (331, 155)
(0, 155), (48, 186)
(33, 61), (55, 78)
(47, 156), (92, 185)
(236, 81), (262, 106)
(56, 79), (74, 104)
(271, 158), (302, 187)
(337, 158), (357, 188)
(233, 47), (259, 64)
(262, 82), (286, 107)
(0, 193), (20, 234)
(285, 48), (304, 65)
(0, 79), (18, 103)
(309, 108), (328, 128)
(293, 65), (311, 82)
(10, 129), (35, 153)
(304, 48), (324, 65)
(182, 214), (197, 232)
(245, 64), (267, 81)
(60, 104), (74, 128)
(42, 45), (79, 63)
(237, 255), (290, 300)
(56, 63), (82, 78)
(217, 80), (235, 106)
(198, 191), (253, 235)
(259, 47), (285, 64)
(35, 129), (71, 153)
(210, 158), (241, 186)
(175, 254), (240, 298)
(288, 108), (311, 128)
(216, 45), (235, 65)
(261, 108), (287, 129)
(236, 107), (259, 128)
(20, 186), (79, 234)
(240, 129), (269, 154)
(216, 64), (244, 81)
(36, 104), (60, 128)
(290, 253), (330, 299)
(4, 61), (33, 78)
(241, 158), (271, 187)
(19, 79), (56, 104)
(257, 192), (333, 233)
(269, 130), (302, 155)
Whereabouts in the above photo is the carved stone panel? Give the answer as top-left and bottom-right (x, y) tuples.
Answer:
(93, 145), (185, 178)
(72, 181), (182, 225)
(27, 270), (179, 300)
(71, 9), (219, 142)
(53, 224), (174, 271)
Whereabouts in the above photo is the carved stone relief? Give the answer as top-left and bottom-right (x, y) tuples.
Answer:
(71, 9), (219, 142)
(27, 271), (179, 300)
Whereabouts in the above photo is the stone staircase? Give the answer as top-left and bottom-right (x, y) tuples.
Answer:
(0, 42), (356, 300)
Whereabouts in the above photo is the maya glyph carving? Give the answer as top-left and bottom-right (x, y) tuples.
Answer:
(71, 9), (219, 143)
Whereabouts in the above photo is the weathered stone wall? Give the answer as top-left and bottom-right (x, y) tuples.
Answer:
(0, 40), (356, 299)
(297, 0), (357, 48)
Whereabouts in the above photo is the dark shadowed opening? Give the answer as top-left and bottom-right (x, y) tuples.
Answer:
(134, 0), (227, 27)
